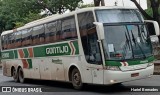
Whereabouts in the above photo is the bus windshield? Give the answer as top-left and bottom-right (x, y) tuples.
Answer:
(95, 9), (152, 60)
(96, 9), (142, 23)
(103, 24), (152, 60)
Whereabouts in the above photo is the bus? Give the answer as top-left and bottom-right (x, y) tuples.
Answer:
(1, 6), (160, 90)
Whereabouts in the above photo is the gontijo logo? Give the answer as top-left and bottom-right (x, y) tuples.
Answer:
(46, 46), (69, 54)
(1, 53), (9, 58)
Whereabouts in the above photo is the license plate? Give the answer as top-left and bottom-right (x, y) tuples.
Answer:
(131, 73), (139, 77)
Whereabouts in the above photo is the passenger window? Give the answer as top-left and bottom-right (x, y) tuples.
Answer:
(22, 29), (28, 46)
(56, 20), (62, 41)
(26, 28), (32, 45)
(78, 12), (102, 64)
(7, 33), (15, 49)
(61, 16), (77, 40)
(15, 31), (22, 48)
(32, 25), (45, 45)
(11, 33), (15, 48)
(45, 21), (57, 43)
(2, 35), (8, 50)
(7, 34), (11, 49)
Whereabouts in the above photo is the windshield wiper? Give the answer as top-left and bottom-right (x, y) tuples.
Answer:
(130, 30), (146, 59)
(122, 32), (131, 59)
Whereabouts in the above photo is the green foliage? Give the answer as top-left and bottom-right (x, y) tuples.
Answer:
(78, 3), (94, 8)
(0, 0), (41, 32)
(37, 0), (82, 13)
(145, 8), (160, 17)
(0, 0), (82, 33)
(15, 12), (42, 28)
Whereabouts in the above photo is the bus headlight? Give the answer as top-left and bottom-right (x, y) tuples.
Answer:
(147, 63), (153, 67)
(106, 66), (121, 71)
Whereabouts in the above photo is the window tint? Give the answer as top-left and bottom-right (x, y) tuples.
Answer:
(22, 29), (28, 46)
(32, 25), (45, 45)
(2, 35), (8, 49)
(78, 12), (102, 64)
(15, 31), (22, 48)
(2, 16), (77, 50)
(56, 20), (62, 41)
(61, 16), (77, 40)
(26, 28), (33, 45)
(45, 21), (58, 43)
(7, 33), (15, 49)
(45, 16), (77, 43)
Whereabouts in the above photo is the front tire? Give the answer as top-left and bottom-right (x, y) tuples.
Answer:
(71, 68), (83, 90)
(12, 67), (19, 82)
(18, 67), (25, 83)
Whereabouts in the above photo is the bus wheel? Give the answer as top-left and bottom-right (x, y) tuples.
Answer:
(18, 67), (25, 83)
(71, 68), (83, 90)
(12, 67), (19, 82)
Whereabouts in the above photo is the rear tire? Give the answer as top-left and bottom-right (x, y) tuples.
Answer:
(71, 68), (83, 90)
(18, 67), (25, 83)
(12, 67), (19, 82)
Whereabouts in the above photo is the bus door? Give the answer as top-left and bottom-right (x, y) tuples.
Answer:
(78, 12), (104, 84)
(86, 27), (104, 84)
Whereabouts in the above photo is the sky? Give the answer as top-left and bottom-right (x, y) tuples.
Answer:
(83, 0), (147, 9)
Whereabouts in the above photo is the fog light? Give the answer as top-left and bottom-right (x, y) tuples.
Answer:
(110, 80), (116, 83)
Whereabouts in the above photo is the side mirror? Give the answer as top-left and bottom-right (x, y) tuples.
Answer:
(145, 20), (160, 36)
(93, 22), (105, 40)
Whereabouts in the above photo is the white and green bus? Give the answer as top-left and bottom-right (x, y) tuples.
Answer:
(1, 7), (160, 89)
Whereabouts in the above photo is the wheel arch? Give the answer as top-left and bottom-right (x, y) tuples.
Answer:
(11, 66), (15, 76)
(68, 64), (82, 82)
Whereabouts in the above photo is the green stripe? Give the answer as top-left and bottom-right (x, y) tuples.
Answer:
(14, 50), (18, 58)
(1, 41), (79, 59)
(105, 56), (155, 66)
(23, 49), (29, 58)
(34, 41), (79, 57)
(1, 51), (14, 59)
(73, 41), (79, 54)
(27, 59), (32, 69)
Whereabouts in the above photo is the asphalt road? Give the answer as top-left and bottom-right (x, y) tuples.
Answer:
(0, 67), (160, 95)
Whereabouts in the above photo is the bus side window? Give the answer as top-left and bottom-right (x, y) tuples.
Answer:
(26, 28), (32, 46)
(61, 16), (77, 40)
(45, 21), (57, 43)
(22, 29), (28, 46)
(15, 31), (22, 48)
(2, 35), (8, 50)
(1, 36), (4, 49)
(78, 12), (102, 64)
(11, 33), (15, 48)
(32, 25), (45, 45)
(7, 34), (12, 49)
(56, 20), (62, 41)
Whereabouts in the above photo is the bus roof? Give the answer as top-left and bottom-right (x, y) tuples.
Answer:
(1, 6), (137, 36)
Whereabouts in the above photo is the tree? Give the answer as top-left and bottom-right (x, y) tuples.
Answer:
(0, 0), (42, 32)
(78, 3), (94, 8)
(131, 0), (160, 26)
(0, 0), (82, 33)
(94, 0), (105, 6)
(36, 0), (82, 14)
